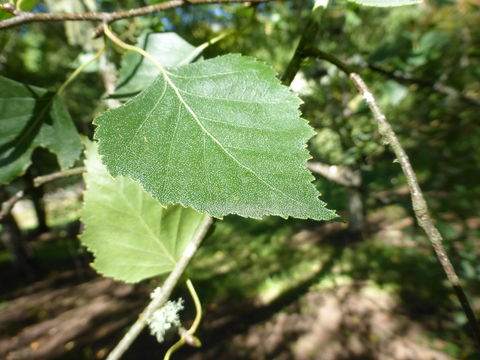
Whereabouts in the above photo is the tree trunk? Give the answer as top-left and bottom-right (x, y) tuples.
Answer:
(30, 184), (48, 235)
(1, 213), (38, 280)
(347, 187), (364, 235)
(308, 162), (365, 234)
(26, 171), (49, 235)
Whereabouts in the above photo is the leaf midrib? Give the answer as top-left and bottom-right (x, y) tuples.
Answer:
(159, 69), (307, 208)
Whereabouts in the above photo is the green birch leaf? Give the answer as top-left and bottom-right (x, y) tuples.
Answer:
(113, 33), (197, 98)
(80, 139), (208, 283)
(348, 0), (421, 6)
(0, 76), (82, 184)
(19, 0), (39, 10)
(94, 54), (337, 221)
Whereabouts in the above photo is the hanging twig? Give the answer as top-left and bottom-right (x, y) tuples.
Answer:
(106, 215), (213, 360)
(284, 40), (480, 107)
(302, 48), (480, 350)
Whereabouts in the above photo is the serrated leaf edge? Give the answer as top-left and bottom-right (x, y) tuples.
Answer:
(94, 54), (337, 221)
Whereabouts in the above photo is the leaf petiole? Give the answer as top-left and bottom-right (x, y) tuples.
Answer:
(163, 279), (203, 360)
(57, 40), (106, 97)
(103, 24), (165, 72)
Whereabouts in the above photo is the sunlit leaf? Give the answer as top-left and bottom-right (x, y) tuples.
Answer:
(95, 54), (337, 220)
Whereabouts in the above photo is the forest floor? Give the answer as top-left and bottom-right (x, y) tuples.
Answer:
(0, 190), (477, 360)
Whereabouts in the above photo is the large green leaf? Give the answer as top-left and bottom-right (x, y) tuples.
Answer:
(80, 139), (209, 283)
(0, 76), (81, 184)
(94, 54), (337, 221)
(348, 0), (421, 6)
(113, 32), (197, 98)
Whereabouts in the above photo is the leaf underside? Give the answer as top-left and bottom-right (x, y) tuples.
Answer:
(348, 0), (421, 7)
(80, 140), (208, 283)
(0, 76), (81, 184)
(94, 54), (337, 221)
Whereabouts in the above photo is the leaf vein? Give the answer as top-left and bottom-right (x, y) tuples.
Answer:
(125, 80), (167, 150)
(165, 68), (259, 80)
(93, 183), (176, 264)
(178, 88), (281, 105)
(162, 73), (306, 208)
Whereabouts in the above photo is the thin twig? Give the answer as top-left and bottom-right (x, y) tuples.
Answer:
(0, 190), (24, 221)
(300, 48), (480, 107)
(164, 279), (203, 359)
(0, 0), (273, 31)
(33, 167), (85, 188)
(348, 73), (480, 343)
(57, 42), (106, 96)
(303, 48), (480, 349)
(106, 215), (213, 360)
(0, 2), (18, 15)
(366, 63), (480, 107)
(304, 48), (354, 75)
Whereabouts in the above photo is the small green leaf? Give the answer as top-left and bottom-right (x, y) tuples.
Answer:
(80, 139), (208, 283)
(19, 0), (39, 10)
(113, 33), (197, 98)
(0, 76), (81, 184)
(0, 0), (39, 20)
(95, 54), (337, 221)
(348, 0), (421, 6)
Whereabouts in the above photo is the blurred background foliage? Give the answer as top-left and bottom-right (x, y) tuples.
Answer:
(0, 0), (479, 359)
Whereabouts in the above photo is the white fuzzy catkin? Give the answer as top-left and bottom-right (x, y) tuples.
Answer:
(147, 298), (184, 343)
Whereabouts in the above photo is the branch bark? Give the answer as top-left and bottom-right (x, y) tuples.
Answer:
(0, 190), (24, 221)
(0, 0), (273, 31)
(305, 48), (480, 349)
(0, 167), (86, 220)
(106, 215), (213, 360)
(33, 167), (85, 188)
